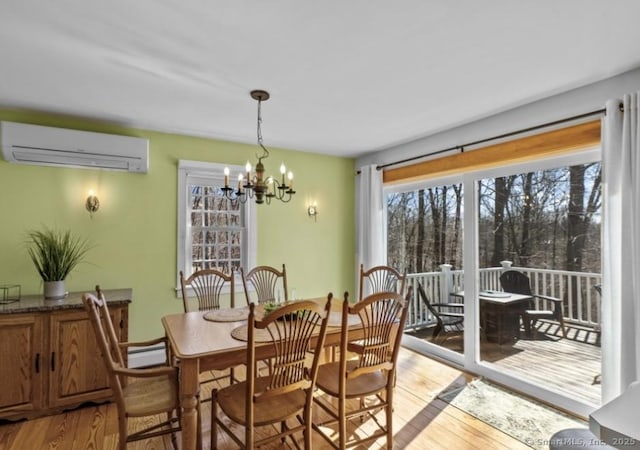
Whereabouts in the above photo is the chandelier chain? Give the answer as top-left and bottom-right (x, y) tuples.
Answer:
(256, 97), (269, 160)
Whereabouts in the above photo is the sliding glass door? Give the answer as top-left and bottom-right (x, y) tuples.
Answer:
(475, 158), (602, 408)
(387, 176), (465, 361)
(388, 148), (602, 415)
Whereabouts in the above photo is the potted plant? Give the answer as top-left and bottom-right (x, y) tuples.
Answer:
(26, 227), (92, 299)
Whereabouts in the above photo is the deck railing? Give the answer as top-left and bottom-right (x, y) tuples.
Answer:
(404, 262), (602, 331)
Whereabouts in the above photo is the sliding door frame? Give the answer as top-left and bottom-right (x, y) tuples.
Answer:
(391, 146), (602, 418)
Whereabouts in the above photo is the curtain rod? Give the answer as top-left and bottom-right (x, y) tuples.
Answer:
(375, 107), (608, 171)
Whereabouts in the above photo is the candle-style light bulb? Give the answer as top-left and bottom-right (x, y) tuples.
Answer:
(223, 167), (230, 187)
(237, 173), (243, 192)
(280, 163), (286, 185)
(245, 161), (252, 185)
(287, 171), (294, 190)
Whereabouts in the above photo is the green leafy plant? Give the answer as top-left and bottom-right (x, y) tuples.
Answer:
(263, 301), (278, 314)
(26, 228), (92, 281)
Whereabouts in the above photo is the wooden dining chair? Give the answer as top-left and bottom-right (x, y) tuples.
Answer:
(358, 263), (406, 300)
(180, 267), (235, 311)
(240, 263), (288, 304)
(211, 295), (332, 449)
(180, 268), (238, 390)
(313, 290), (409, 449)
(82, 291), (183, 450)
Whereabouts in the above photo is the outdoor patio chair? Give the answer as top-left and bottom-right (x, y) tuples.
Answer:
(499, 270), (567, 338)
(417, 282), (464, 343)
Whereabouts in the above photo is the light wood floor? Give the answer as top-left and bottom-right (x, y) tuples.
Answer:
(0, 347), (541, 450)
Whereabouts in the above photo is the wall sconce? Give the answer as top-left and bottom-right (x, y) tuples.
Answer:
(85, 190), (100, 217)
(307, 203), (318, 222)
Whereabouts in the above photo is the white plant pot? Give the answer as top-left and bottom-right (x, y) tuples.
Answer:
(44, 280), (66, 299)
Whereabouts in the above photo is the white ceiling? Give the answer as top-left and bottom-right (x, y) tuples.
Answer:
(2, 1), (640, 158)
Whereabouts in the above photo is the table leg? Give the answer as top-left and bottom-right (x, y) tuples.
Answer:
(179, 358), (200, 450)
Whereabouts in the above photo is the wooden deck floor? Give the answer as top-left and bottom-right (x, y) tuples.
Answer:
(0, 347), (542, 450)
(407, 320), (602, 406)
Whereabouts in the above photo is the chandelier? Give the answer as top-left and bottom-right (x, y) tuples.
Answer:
(222, 90), (295, 205)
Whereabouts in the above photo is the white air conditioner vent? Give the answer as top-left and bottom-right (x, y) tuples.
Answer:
(0, 121), (149, 173)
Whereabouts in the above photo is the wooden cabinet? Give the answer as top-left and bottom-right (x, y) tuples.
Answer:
(0, 289), (130, 420)
(0, 313), (44, 416)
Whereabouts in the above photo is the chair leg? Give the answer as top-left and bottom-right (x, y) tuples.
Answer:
(431, 323), (443, 342)
(339, 396), (347, 449)
(194, 394), (202, 450)
(246, 419), (254, 449)
(167, 411), (179, 450)
(558, 315), (567, 338)
(211, 389), (218, 450)
(303, 399), (313, 450)
(386, 386), (394, 449)
(523, 314), (532, 337)
(119, 415), (128, 450)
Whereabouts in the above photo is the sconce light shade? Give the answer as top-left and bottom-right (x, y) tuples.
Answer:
(86, 194), (100, 216)
(307, 204), (317, 221)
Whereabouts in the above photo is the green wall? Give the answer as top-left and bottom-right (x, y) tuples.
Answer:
(0, 109), (356, 340)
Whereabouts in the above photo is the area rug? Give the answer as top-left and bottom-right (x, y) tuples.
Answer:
(437, 378), (586, 450)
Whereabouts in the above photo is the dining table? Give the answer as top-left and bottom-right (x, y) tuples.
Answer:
(452, 290), (533, 344)
(161, 296), (359, 450)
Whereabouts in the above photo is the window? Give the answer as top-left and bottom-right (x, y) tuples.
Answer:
(177, 160), (256, 287)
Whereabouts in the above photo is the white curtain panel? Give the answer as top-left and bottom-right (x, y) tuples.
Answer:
(355, 164), (385, 275)
(602, 92), (640, 402)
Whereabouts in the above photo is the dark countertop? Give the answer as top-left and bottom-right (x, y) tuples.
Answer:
(0, 288), (132, 314)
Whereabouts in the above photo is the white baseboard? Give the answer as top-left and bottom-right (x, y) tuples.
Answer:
(128, 344), (166, 368)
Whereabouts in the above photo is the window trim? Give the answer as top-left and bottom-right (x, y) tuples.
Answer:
(176, 160), (257, 293)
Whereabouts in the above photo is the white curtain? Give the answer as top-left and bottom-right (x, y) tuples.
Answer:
(355, 164), (385, 274)
(602, 92), (640, 402)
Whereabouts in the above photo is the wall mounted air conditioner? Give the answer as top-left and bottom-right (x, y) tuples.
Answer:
(0, 121), (149, 173)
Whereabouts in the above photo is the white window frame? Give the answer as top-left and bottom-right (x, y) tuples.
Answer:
(177, 160), (257, 292)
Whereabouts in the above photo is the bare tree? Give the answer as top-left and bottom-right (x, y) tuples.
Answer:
(427, 188), (442, 270)
(386, 162), (601, 279)
(449, 184), (463, 268)
(416, 190), (425, 273)
(566, 164), (601, 272)
(491, 177), (508, 266)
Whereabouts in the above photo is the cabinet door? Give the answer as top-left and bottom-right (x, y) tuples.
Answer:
(48, 309), (112, 408)
(0, 314), (44, 415)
